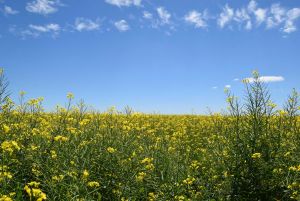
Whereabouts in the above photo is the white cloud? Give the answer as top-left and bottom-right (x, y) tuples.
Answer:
(234, 8), (252, 30)
(245, 76), (285, 83)
(218, 4), (234, 28)
(248, 1), (300, 33)
(26, 0), (62, 15)
(283, 20), (297, 33)
(216, 1), (300, 33)
(142, 8), (173, 30)
(74, 18), (100, 32)
(20, 30), (40, 38)
(247, 0), (257, 13)
(212, 86), (218, 89)
(246, 1), (267, 25)
(283, 8), (300, 33)
(105, 0), (141, 7)
(233, 78), (239, 81)
(184, 10), (207, 28)
(254, 8), (268, 24)
(11, 23), (61, 39)
(143, 11), (152, 19)
(114, 20), (130, 32)
(245, 21), (252, 30)
(157, 7), (171, 24)
(3, 6), (18, 15)
(286, 8), (300, 21)
(225, 85), (231, 88)
(29, 23), (60, 32)
(235, 8), (250, 22)
(266, 4), (286, 28)
(218, 4), (253, 30)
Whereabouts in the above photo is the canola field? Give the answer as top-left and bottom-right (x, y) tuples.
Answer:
(1, 71), (300, 201)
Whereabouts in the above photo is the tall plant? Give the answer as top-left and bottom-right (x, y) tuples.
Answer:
(226, 71), (298, 200)
(0, 68), (10, 111)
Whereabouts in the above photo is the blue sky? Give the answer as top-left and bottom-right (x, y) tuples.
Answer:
(1, 0), (300, 113)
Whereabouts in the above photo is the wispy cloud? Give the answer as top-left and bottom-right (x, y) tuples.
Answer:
(26, 0), (62, 15)
(5, 0), (300, 37)
(235, 8), (252, 30)
(157, 7), (171, 25)
(3, 5), (18, 15)
(218, 4), (234, 28)
(184, 10), (207, 28)
(143, 11), (152, 19)
(254, 8), (268, 25)
(225, 85), (231, 88)
(10, 23), (61, 39)
(265, 4), (300, 33)
(105, 0), (141, 7)
(216, 1), (300, 34)
(245, 76), (285, 83)
(19, 30), (40, 39)
(283, 8), (300, 33)
(218, 3), (252, 30)
(247, 1), (268, 25)
(74, 18), (100, 32)
(29, 23), (60, 33)
(266, 4), (286, 29)
(114, 20), (130, 32)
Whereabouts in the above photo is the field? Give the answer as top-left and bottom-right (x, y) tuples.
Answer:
(1, 71), (300, 201)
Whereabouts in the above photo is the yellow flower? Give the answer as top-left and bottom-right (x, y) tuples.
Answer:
(67, 171), (78, 178)
(1, 141), (20, 154)
(0, 166), (13, 182)
(24, 182), (46, 201)
(145, 163), (155, 171)
(2, 125), (10, 133)
(0, 195), (13, 201)
(183, 176), (196, 185)
(251, 153), (262, 159)
(52, 175), (64, 182)
(87, 181), (100, 188)
(79, 119), (90, 126)
(11, 141), (20, 150)
(107, 147), (116, 153)
(24, 185), (31, 195)
(67, 92), (74, 99)
(82, 170), (89, 179)
(51, 150), (57, 159)
(267, 101), (277, 108)
(31, 145), (39, 151)
(141, 157), (153, 164)
(19, 90), (26, 96)
(136, 172), (146, 182)
(278, 110), (288, 116)
(175, 195), (186, 201)
(53, 135), (68, 142)
(148, 192), (155, 198)
(27, 181), (40, 187)
(190, 160), (200, 170)
(32, 189), (47, 201)
(148, 192), (157, 201)
(289, 166), (297, 171)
